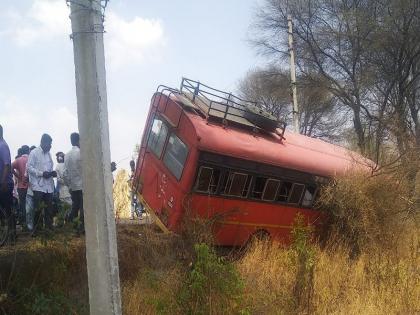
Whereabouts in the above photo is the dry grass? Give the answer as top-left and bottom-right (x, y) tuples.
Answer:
(237, 166), (420, 315)
(1, 167), (419, 314)
(0, 225), (192, 315)
(317, 169), (418, 255)
(237, 236), (419, 315)
(0, 223), (418, 315)
(114, 169), (131, 219)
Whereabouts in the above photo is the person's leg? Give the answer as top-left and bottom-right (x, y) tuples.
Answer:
(59, 197), (72, 223)
(32, 191), (43, 234)
(0, 184), (16, 241)
(69, 190), (80, 222)
(42, 193), (53, 230)
(26, 194), (34, 231)
(17, 188), (27, 225)
(78, 191), (84, 233)
(130, 192), (135, 219)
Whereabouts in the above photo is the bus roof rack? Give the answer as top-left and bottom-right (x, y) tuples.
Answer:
(178, 78), (287, 137)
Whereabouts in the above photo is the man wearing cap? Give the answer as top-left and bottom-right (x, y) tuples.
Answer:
(55, 151), (72, 207)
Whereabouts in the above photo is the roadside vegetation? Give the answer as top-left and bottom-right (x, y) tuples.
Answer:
(0, 161), (418, 315)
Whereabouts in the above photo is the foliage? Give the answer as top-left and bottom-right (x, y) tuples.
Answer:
(113, 169), (131, 220)
(317, 170), (417, 256)
(22, 287), (81, 315)
(291, 213), (315, 312)
(239, 66), (346, 142)
(249, 0), (420, 160)
(178, 243), (246, 315)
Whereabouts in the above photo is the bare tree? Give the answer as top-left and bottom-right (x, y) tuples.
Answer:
(239, 66), (346, 141)
(368, 0), (420, 154)
(251, 0), (380, 155)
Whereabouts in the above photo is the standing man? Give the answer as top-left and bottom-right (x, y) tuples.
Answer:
(0, 125), (16, 243)
(12, 145), (30, 227)
(27, 134), (56, 234)
(55, 152), (72, 207)
(64, 132), (84, 233)
(129, 160), (142, 220)
(25, 145), (37, 231)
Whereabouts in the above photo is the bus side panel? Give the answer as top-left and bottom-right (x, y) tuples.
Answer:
(189, 194), (322, 246)
(139, 98), (200, 232)
(140, 154), (164, 214)
(164, 146), (199, 231)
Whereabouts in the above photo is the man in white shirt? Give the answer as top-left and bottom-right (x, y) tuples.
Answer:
(64, 132), (84, 233)
(25, 145), (37, 231)
(27, 134), (57, 234)
(55, 152), (72, 206)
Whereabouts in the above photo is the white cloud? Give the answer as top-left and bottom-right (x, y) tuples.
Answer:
(0, 94), (147, 171)
(13, 0), (70, 46)
(108, 109), (146, 166)
(1, 0), (165, 68)
(105, 12), (165, 69)
(0, 96), (78, 158)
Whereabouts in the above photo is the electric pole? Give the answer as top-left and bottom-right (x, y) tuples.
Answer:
(288, 15), (300, 133)
(69, 1), (122, 314)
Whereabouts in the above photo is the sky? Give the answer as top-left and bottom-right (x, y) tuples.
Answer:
(0, 0), (266, 170)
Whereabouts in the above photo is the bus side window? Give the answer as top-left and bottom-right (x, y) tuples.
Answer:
(147, 118), (168, 158)
(277, 181), (292, 202)
(252, 177), (267, 199)
(162, 134), (189, 180)
(209, 169), (221, 193)
(262, 179), (280, 201)
(195, 166), (221, 194)
(195, 167), (213, 192)
(288, 183), (305, 205)
(302, 185), (317, 207)
(224, 172), (252, 198)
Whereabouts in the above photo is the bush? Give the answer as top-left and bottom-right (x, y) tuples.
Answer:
(178, 243), (246, 315)
(291, 213), (315, 313)
(317, 171), (416, 255)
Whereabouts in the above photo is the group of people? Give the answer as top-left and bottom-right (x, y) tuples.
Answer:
(0, 124), (84, 242)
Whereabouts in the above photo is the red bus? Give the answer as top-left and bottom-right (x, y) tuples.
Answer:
(133, 78), (369, 246)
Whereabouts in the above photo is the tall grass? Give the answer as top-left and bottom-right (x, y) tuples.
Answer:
(0, 166), (418, 314)
(238, 237), (419, 315)
(113, 169), (131, 220)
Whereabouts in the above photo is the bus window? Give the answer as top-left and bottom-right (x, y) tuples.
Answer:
(163, 134), (188, 180)
(288, 183), (305, 204)
(224, 172), (252, 197)
(196, 167), (213, 192)
(302, 185), (317, 207)
(147, 118), (168, 158)
(262, 179), (280, 201)
(209, 169), (221, 193)
(277, 181), (292, 202)
(195, 166), (221, 193)
(252, 177), (267, 199)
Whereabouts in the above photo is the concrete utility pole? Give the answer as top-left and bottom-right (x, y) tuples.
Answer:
(69, 1), (122, 314)
(288, 15), (300, 134)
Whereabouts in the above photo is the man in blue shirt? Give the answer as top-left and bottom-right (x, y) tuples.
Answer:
(0, 124), (16, 244)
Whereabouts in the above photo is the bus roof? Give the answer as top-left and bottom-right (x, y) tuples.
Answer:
(186, 112), (372, 177)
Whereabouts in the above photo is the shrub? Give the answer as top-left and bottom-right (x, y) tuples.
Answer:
(178, 243), (246, 315)
(316, 171), (415, 255)
(291, 213), (315, 313)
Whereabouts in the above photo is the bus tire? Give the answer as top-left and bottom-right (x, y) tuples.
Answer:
(246, 229), (271, 248)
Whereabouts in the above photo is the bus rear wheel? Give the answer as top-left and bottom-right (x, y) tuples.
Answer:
(245, 229), (271, 249)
